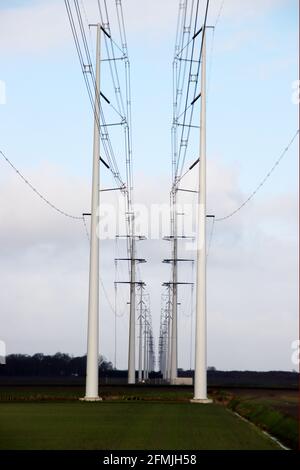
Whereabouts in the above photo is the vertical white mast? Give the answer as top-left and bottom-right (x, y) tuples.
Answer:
(192, 28), (212, 403)
(83, 23), (101, 401)
(167, 285), (172, 381)
(143, 308), (148, 380)
(128, 232), (136, 384)
(170, 191), (178, 384)
(138, 285), (143, 382)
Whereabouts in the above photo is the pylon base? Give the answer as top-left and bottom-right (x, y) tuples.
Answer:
(190, 398), (213, 404)
(79, 397), (103, 402)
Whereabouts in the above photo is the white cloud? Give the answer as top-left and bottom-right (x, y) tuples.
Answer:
(1, 155), (297, 371)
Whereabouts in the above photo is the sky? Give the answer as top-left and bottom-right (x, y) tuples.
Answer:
(0, 0), (298, 371)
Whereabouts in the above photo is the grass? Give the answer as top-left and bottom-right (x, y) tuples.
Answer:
(209, 388), (298, 450)
(0, 402), (281, 450)
(0, 386), (296, 449)
(0, 385), (193, 402)
(228, 398), (298, 450)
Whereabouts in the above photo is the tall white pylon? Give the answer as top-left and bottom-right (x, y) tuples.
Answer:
(128, 233), (136, 384)
(192, 29), (212, 404)
(138, 285), (143, 383)
(82, 24), (102, 402)
(170, 191), (178, 384)
(143, 307), (148, 381)
(167, 286), (172, 381)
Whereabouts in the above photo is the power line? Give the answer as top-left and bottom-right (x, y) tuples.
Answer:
(172, 0), (195, 184)
(174, 1), (195, 120)
(100, 277), (117, 316)
(173, 129), (298, 261)
(79, 0), (94, 56)
(207, 217), (215, 256)
(214, 0), (225, 28)
(175, 0), (201, 179)
(215, 129), (299, 222)
(82, 215), (90, 239)
(207, 25), (215, 96)
(0, 150), (83, 220)
(177, 0), (210, 179)
(96, 0), (134, 263)
(82, 214), (122, 317)
(64, 0), (125, 190)
(173, 0), (210, 182)
(2, 145), (120, 345)
(98, 2), (127, 119)
(96, 1), (143, 375)
(207, 0), (225, 96)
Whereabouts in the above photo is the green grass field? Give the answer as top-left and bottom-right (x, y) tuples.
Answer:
(0, 385), (192, 401)
(0, 402), (281, 450)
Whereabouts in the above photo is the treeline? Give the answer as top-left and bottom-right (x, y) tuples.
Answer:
(1, 355), (298, 389)
(0, 353), (113, 377)
(179, 369), (299, 389)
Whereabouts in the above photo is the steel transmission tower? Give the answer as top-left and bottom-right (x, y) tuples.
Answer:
(115, 248), (146, 384)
